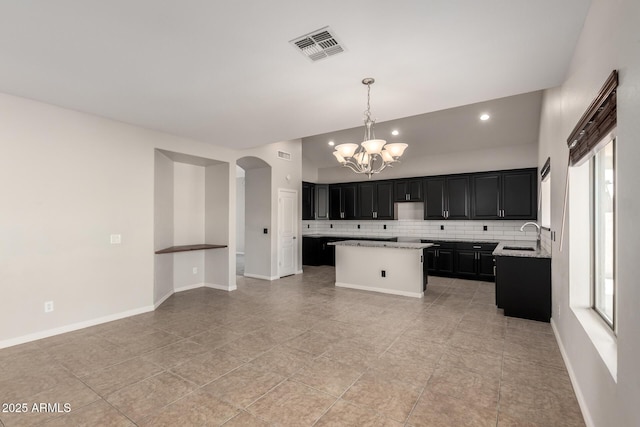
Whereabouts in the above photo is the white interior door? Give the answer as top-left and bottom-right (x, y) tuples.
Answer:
(278, 189), (297, 277)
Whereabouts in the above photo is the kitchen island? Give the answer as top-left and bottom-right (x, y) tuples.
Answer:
(329, 240), (433, 298)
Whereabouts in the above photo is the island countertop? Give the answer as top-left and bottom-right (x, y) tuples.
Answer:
(328, 240), (434, 250)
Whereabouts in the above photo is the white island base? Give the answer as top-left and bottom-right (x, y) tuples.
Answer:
(330, 240), (432, 298)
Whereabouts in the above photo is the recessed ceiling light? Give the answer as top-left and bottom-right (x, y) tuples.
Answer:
(391, 130), (399, 136)
(328, 140), (335, 146)
(480, 113), (490, 121)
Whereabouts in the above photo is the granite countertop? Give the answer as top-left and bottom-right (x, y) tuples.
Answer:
(302, 234), (395, 240)
(493, 241), (551, 259)
(328, 240), (434, 250)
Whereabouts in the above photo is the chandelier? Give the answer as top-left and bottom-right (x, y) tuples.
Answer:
(333, 78), (408, 178)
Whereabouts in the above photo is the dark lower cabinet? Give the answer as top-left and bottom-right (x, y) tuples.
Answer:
(454, 243), (498, 281)
(423, 241), (456, 277)
(302, 236), (397, 266)
(496, 255), (551, 322)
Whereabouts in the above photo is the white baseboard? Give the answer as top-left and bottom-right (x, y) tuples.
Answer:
(244, 273), (278, 281)
(551, 318), (595, 427)
(295, 269), (303, 275)
(205, 282), (236, 291)
(174, 283), (205, 293)
(0, 305), (155, 350)
(154, 289), (174, 309)
(335, 282), (424, 299)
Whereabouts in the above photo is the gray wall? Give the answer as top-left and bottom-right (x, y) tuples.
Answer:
(316, 143), (537, 183)
(244, 167), (272, 279)
(153, 151), (174, 303)
(537, 0), (640, 424)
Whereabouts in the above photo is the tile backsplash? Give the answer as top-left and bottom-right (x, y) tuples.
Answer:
(302, 219), (539, 242)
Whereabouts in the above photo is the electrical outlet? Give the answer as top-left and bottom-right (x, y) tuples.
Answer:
(440, 225), (444, 230)
(357, 224), (360, 229)
(381, 270), (386, 278)
(383, 224), (387, 229)
(110, 234), (122, 244)
(44, 301), (54, 313)
(483, 225), (488, 231)
(192, 267), (198, 275)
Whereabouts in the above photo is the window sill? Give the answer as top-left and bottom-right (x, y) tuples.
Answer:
(570, 306), (617, 381)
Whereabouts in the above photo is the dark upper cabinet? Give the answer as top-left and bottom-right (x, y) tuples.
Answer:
(424, 176), (470, 220)
(471, 174), (500, 219)
(394, 179), (423, 202)
(424, 178), (446, 219)
(471, 169), (537, 219)
(329, 183), (357, 220)
(358, 181), (394, 220)
(302, 182), (315, 220)
(376, 181), (394, 219)
(502, 170), (537, 219)
(315, 184), (329, 220)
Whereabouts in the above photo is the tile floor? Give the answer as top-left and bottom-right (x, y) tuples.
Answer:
(0, 267), (585, 426)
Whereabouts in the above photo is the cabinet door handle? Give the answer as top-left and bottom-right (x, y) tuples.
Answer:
(493, 265), (496, 276)
(473, 245), (481, 249)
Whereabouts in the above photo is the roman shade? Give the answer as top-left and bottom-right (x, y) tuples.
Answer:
(566, 70), (618, 166)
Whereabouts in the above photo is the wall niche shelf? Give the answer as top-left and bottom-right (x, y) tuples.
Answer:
(155, 244), (227, 254)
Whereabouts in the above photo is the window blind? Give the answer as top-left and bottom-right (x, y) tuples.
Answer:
(567, 70), (618, 166)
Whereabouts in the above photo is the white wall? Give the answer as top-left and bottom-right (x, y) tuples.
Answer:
(153, 151), (174, 303)
(172, 162), (206, 291)
(205, 163), (231, 290)
(240, 140), (304, 277)
(0, 90), (302, 347)
(537, 0), (640, 425)
(317, 143), (538, 183)
(302, 155), (319, 183)
(244, 167), (272, 279)
(236, 176), (245, 253)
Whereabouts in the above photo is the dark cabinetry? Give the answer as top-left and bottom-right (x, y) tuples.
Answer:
(455, 242), (498, 280)
(422, 240), (496, 282)
(329, 184), (357, 220)
(302, 236), (397, 266)
(394, 179), (423, 202)
(302, 182), (315, 220)
(315, 184), (329, 220)
(496, 255), (551, 322)
(471, 169), (537, 219)
(358, 181), (394, 220)
(423, 241), (455, 276)
(424, 176), (470, 220)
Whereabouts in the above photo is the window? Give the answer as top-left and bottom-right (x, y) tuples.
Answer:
(592, 138), (615, 327)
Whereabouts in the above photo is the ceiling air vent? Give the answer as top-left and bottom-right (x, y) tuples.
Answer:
(277, 150), (291, 161)
(290, 26), (345, 62)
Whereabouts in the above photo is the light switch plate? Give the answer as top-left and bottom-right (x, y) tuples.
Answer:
(110, 234), (122, 244)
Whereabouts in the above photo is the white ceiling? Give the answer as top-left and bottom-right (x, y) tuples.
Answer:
(303, 90), (543, 169)
(0, 1), (590, 149)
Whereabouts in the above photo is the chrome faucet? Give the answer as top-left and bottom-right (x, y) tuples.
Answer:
(520, 222), (541, 250)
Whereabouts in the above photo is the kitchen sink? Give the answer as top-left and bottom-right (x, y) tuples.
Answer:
(503, 246), (535, 251)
